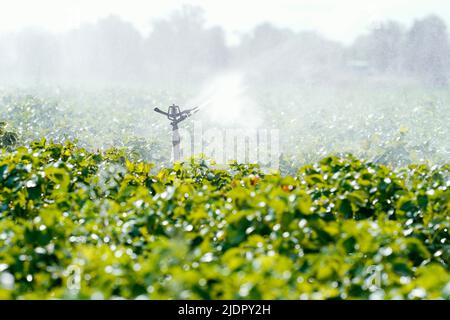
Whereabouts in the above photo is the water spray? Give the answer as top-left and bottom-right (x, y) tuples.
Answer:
(154, 104), (199, 161)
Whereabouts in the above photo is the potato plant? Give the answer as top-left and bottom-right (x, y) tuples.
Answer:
(0, 140), (448, 299)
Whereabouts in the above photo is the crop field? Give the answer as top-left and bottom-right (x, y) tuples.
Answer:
(2, 84), (450, 168)
(0, 86), (449, 299)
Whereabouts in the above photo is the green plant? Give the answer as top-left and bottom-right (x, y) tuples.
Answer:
(0, 141), (448, 299)
(0, 122), (18, 149)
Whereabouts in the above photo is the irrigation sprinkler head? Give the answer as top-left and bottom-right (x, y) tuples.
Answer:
(154, 104), (199, 127)
(154, 104), (200, 162)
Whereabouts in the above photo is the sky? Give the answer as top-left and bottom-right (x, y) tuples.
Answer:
(0, 0), (449, 44)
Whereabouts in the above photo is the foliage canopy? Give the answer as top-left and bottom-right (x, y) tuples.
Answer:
(0, 140), (448, 299)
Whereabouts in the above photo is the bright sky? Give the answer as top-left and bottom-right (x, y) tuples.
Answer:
(0, 0), (449, 44)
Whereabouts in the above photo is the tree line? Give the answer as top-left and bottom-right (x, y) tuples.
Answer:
(0, 5), (449, 87)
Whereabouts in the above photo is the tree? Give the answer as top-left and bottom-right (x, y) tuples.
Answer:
(235, 23), (295, 61)
(144, 5), (229, 86)
(404, 15), (450, 86)
(349, 21), (405, 74)
(235, 23), (344, 85)
(12, 28), (61, 84)
(369, 21), (405, 73)
(62, 15), (144, 83)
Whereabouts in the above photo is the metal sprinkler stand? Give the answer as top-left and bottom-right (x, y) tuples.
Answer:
(154, 104), (199, 162)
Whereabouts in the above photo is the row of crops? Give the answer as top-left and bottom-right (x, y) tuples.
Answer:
(0, 139), (449, 299)
(1, 85), (450, 173)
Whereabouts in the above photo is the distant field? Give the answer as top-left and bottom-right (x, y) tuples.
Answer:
(1, 84), (449, 172)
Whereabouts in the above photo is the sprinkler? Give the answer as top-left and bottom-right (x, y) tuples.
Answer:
(154, 104), (199, 161)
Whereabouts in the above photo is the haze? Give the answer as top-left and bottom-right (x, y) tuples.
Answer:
(1, 0), (450, 44)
